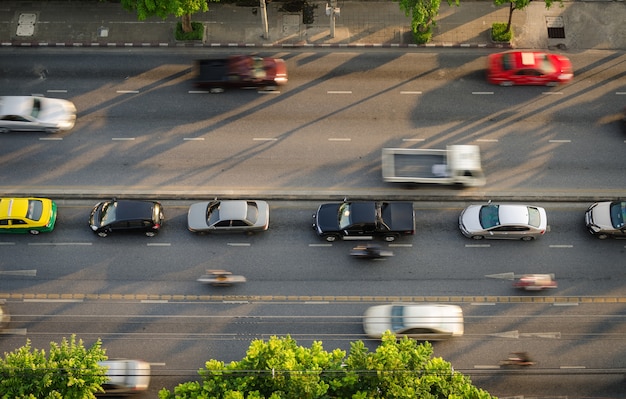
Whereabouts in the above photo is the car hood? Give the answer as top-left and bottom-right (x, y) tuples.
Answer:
(314, 203), (341, 233)
(588, 202), (615, 230)
(187, 201), (211, 231)
(362, 305), (390, 338)
(38, 97), (76, 124)
(460, 205), (483, 232)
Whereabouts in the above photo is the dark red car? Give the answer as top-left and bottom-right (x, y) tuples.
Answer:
(487, 51), (573, 86)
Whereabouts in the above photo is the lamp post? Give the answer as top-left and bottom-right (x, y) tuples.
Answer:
(325, 0), (340, 38)
(260, 0), (269, 39)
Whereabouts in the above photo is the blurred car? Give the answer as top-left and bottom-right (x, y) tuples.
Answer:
(0, 96), (76, 133)
(89, 199), (164, 237)
(0, 197), (57, 234)
(585, 201), (626, 239)
(513, 274), (558, 291)
(187, 200), (269, 233)
(98, 359), (150, 395)
(487, 51), (573, 86)
(459, 203), (547, 240)
(0, 304), (10, 329)
(363, 304), (464, 340)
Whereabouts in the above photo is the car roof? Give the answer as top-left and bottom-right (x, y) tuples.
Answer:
(216, 200), (251, 221)
(0, 198), (40, 218)
(112, 200), (156, 221)
(346, 202), (377, 224)
(496, 204), (531, 225)
(0, 96), (34, 116)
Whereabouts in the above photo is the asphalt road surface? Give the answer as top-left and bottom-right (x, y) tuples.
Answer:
(1, 47), (626, 398)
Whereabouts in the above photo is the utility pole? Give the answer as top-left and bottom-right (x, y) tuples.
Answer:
(260, 0), (269, 39)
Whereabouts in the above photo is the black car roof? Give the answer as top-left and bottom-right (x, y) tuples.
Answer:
(112, 200), (157, 221)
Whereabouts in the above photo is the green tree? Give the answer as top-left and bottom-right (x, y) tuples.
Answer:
(397, 0), (459, 44)
(119, 0), (213, 33)
(159, 332), (495, 399)
(0, 335), (108, 399)
(494, 0), (563, 33)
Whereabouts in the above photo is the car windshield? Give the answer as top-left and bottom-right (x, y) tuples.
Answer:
(206, 201), (221, 226)
(478, 205), (500, 229)
(390, 305), (405, 331)
(26, 200), (43, 221)
(338, 203), (351, 230)
(527, 207), (541, 227)
(609, 202), (626, 228)
(100, 202), (117, 226)
(502, 54), (514, 71)
(30, 98), (42, 118)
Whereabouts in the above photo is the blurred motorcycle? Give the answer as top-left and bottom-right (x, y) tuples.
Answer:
(500, 352), (535, 367)
(350, 244), (393, 259)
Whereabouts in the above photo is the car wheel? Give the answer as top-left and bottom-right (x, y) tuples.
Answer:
(145, 231), (156, 237)
(384, 235), (398, 242)
(29, 229), (40, 235)
(0, 127), (9, 134)
(209, 87), (224, 94)
(471, 235), (484, 240)
(521, 236), (534, 241)
(546, 81), (558, 87)
(97, 231), (108, 237)
(45, 127), (60, 134)
(324, 234), (339, 242)
(597, 233), (609, 240)
(499, 81), (513, 87)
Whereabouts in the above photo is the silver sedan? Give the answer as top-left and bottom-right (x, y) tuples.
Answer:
(0, 96), (76, 133)
(187, 200), (269, 233)
(459, 203), (547, 240)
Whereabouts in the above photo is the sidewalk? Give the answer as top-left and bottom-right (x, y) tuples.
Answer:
(0, 1), (624, 49)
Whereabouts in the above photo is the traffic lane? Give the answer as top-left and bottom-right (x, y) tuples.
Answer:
(3, 300), (626, 372)
(1, 118), (625, 192)
(1, 202), (625, 297)
(2, 50), (624, 127)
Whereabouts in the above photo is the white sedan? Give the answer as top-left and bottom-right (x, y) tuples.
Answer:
(459, 203), (547, 240)
(363, 304), (464, 340)
(187, 200), (269, 233)
(0, 96), (76, 133)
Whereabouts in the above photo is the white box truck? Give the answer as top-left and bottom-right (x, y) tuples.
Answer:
(381, 145), (486, 187)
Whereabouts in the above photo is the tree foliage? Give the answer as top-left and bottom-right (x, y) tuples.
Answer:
(0, 335), (108, 399)
(119, 0), (213, 32)
(396, 0), (459, 44)
(494, 0), (563, 33)
(159, 332), (495, 399)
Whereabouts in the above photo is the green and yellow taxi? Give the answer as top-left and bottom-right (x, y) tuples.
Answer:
(0, 197), (57, 234)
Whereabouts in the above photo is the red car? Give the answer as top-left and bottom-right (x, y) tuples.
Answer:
(487, 51), (573, 86)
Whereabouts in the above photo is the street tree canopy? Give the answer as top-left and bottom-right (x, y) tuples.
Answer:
(494, 0), (563, 33)
(119, 0), (212, 32)
(397, 0), (459, 44)
(0, 335), (108, 399)
(159, 332), (494, 399)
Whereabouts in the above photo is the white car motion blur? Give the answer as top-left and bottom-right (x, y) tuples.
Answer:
(0, 96), (76, 133)
(459, 203), (547, 240)
(98, 359), (150, 395)
(363, 304), (464, 340)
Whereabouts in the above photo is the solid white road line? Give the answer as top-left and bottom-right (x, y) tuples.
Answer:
(327, 91), (352, 94)
(549, 139), (571, 143)
(183, 137), (205, 141)
(400, 91), (422, 95)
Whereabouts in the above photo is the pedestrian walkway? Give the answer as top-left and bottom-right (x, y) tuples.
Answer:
(0, 1), (624, 49)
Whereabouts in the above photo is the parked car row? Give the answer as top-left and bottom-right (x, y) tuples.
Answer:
(2, 197), (625, 240)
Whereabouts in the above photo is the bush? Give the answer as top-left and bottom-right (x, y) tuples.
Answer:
(491, 22), (512, 42)
(176, 21), (204, 41)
